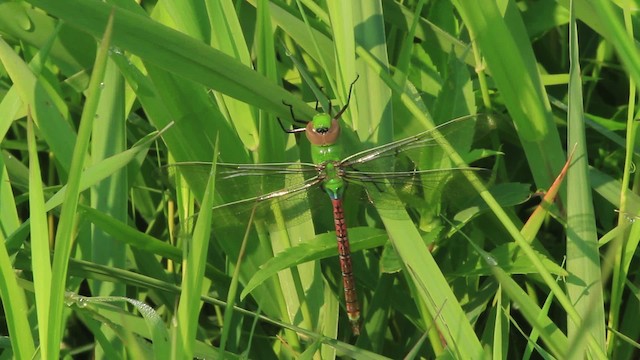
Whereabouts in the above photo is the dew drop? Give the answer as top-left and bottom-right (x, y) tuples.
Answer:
(77, 297), (88, 308)
(484, 254), (498, 266)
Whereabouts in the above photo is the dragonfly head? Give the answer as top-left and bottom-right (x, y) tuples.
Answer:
(306, 113), (340, 146)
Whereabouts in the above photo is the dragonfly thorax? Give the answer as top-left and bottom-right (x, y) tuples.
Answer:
(319, 161), (346, 200)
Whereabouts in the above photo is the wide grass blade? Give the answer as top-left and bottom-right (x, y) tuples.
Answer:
(565, 2), (606, 356)
(207, 0), (260, 151)
(89, 57), (129, 357)
(24, 0), (314, 122)
(0, 37), (76, 177)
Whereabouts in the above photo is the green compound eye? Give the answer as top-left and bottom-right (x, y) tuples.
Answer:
(311, 113), (332, 133)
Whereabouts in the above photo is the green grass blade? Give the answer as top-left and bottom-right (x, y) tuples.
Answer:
(0, 37), (76, 177)
(565, 2), (606, 356)
(162, 0), (209, 43)
(350, 1), (393, 142)
(28, 116), (52, 356)
(174, 145), (217, 358)
(241, 228), (387, 297)
(25, 0), (315, 122)
(455, 224), (569, 357)
(359, 48), (484, 355)
(46, 13), (114, 359)
(381, 0), (477, 67)
(0, 116), (39, 359)
(376, 205), (483, 358)
(326, 2), (358, 128)
(258, 1), (316, 347)
(0, 155), (20, 245)
(0, 246), (36, 359)
(207, 0), (260, 151)
(265, 0), (336, 76)
(579, 0), (640, 87)
(80, 206), (180, 261)
(89, 58), (129, 357)
(490, 265), (568, 357)
(452, 0), (565, 190)
(44, 131), (160, 212)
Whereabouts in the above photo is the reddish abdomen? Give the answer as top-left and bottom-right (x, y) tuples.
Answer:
(331, 198), (360, 335)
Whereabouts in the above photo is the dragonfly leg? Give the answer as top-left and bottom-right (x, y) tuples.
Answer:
(279, 101), (308, 134)
(332, 74), (360, 120)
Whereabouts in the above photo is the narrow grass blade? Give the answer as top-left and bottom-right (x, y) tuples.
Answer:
(0, 154), (20, 243)
(257, 1), (317, 348)
(174, 149), (217, 358)
(162, 0), (209, 43)
(27, 110), (51, 358)
(326, 2), (358, 129)
(44, 129), (162, 212)
(376, 204), (483, 358)
(80, 206), (181, 261)
(381, 0), (477, 67)
(262, 0), (336, 76)
(46, 12), (114, 359)
(490, 263), (569, 358)
(0, 115), (39, 359)
(220, 203), (256, 355)
(453, 223), (569, 358)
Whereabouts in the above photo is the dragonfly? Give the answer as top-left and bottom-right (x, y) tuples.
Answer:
(171, 78), (487, 336)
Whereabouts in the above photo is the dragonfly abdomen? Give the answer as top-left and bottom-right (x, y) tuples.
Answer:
(331, 198), (361, 335)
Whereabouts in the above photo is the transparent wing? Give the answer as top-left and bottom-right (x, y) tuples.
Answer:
(167, 161), (324, 229)
(341, 114), (484, 167)
(165, 163), (334, 326)
(169, 162), (320, 201)
(339, 114), (490, 211)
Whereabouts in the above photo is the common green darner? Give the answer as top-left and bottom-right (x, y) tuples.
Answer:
(171, 78), (487, 335)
